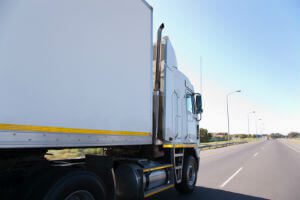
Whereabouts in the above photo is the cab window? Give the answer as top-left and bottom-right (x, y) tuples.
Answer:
(186, 94), (194, 113)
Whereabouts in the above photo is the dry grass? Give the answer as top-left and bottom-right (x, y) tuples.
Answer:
(201, 138), (258, 146)
(290, 138), (300, 144)
(45, 148), (103, 160)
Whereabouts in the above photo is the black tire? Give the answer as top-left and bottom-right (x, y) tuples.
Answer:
(26, 170), (106, 200)
(175, 155), (198, 194)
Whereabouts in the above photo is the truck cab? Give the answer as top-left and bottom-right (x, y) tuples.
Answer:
(154, 37), (202, 146)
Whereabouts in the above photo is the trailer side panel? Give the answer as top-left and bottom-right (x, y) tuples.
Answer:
(0, 0), (153, 148)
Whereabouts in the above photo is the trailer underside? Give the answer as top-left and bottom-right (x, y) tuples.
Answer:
(0, 145), (199, 200)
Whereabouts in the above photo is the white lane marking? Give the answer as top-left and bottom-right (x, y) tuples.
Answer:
(282, 141), (300, 153)
(220, 167), (243, 188)
(253, 152), (259, 157)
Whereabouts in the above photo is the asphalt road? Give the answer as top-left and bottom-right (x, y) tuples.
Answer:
(149, 139), (300, 200)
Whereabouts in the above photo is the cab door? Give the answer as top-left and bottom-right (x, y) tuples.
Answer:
(185, 92), (197, 142)
(172, 91), (182, 141)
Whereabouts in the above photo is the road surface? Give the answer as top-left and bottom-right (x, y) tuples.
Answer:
(149, 139), (300, 200)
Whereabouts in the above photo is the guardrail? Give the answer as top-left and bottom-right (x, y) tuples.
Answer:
(199, 141), (248, 150)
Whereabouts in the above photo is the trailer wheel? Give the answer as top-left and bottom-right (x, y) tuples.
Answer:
(27, 170), (106, 200)
(175, 155), (198, 193)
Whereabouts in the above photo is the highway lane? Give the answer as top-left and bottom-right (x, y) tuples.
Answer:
(149, 139), (300, 200)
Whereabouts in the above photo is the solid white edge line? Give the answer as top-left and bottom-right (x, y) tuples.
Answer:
(253, 152), (259, 157)
(220, 167), (243, 188)
(281, 141), (300, 153)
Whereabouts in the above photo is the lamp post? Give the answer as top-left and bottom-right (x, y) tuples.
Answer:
(226, 90), (241, 141)
(260, 123), (265, 135)
(248, 111), (255, 135)
(256, 118), (262, 137)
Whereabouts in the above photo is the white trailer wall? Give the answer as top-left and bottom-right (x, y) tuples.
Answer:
(0, 0), (153, 148)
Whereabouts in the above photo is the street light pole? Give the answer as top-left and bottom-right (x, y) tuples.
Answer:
(248, 111), (255, 135)
(226, 90), (241, 141)
(260, 123), (265, 135)
(256, 118), (262, 137)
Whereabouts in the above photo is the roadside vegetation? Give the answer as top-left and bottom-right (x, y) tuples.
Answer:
(268, 132), (300, 139)
(45, 148), (103, 160)
(287, 132), (300, 144)
(287, 132), (300, 138)
(200, 137), (258, 146)
(199, 128), (261, 144)
(269, 133), (285, 139)
(200, 128), (300, 145)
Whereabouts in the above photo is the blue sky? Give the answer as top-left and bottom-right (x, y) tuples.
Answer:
(148, 0), (300, 134)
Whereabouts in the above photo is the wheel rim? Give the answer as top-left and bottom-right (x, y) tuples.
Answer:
(187, 164), (196, 186)
(64, 190), (95, 200)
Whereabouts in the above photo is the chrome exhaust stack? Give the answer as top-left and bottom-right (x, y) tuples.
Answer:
(153, 23), (164, 144)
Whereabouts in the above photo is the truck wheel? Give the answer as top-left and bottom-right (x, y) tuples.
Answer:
(175, 155), (198, 193)
(27, 170), (106, 200)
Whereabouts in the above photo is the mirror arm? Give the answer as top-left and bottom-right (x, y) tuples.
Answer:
(197, 114), (202, 121)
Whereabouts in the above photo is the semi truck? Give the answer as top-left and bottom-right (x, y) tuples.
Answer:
(0, 0), (203, 199)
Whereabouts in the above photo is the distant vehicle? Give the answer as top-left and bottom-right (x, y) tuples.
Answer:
(0, 0), (203, 199)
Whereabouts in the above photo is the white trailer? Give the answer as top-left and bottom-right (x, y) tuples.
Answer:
(0, 0), (153, 148)
(0, 1), (203, 199)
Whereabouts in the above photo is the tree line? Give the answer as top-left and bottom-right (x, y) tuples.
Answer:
(287, 132), (300, 138)
(199, 128), (259, 143)
(200, 128), (299, 142)
(269, 132), (300, 139)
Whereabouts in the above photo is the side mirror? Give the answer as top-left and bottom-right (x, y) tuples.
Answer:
(195, 94), (203, 114)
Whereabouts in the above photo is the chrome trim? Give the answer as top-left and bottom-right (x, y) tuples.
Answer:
(153, 24), (165, 144)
